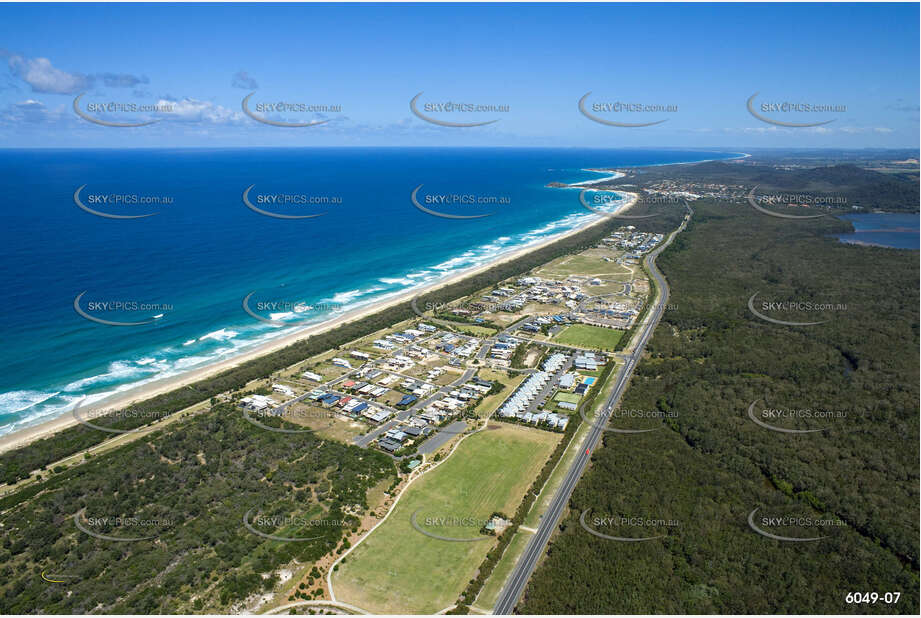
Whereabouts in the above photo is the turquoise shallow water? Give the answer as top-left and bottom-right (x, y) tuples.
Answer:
(0, 147), (738, 435)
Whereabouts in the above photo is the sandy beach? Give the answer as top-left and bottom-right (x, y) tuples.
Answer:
(0, 189), (638, 456)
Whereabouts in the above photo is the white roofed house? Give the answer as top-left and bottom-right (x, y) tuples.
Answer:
(239, 394), (278, 412)
(272, 383), (295, 397)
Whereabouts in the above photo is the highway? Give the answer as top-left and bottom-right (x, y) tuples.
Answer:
(492, 206), (692, 614)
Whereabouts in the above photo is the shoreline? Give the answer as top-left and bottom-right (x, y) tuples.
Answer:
(0, 191), (639, 455)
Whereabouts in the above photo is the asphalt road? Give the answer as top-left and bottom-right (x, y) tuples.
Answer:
(492, 206), (692, 614)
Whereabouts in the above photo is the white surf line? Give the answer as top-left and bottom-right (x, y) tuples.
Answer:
(568, 169), (626, 186)
(264, 599), (369, 615)
(326, 414), (491, 603)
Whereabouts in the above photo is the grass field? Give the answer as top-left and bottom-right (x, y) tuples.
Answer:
(553, 323), (624, 350)
(534, 251), (629, 279)
(332, 423), (560, 614)
(447, 323), (498, 337)
(553, 391), (581, 404)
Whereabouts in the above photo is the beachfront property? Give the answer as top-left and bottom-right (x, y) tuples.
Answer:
(272, 383), (295, 397)
(239, 394), (279, 411)
(302, 370), (324, 383)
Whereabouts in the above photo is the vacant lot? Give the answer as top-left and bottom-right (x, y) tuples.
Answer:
(535, 249), (628, 279)
(332, 423), (559, 614)
(553, 324), (624, 350)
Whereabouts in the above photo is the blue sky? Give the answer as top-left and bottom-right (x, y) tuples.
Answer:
(0, 2), (918, 148)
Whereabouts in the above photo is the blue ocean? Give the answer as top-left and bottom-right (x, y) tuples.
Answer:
(835, 213), (920, 249)
(0, 148), (738, 436)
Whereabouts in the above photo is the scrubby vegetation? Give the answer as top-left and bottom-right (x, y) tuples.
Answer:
(518, 198), (919, 614)
(0, 404), (396, 613)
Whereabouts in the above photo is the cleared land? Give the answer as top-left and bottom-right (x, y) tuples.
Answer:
(332, 423), (559, 614)
(553, 323), (624, 350)
(534, 250), (630, 279)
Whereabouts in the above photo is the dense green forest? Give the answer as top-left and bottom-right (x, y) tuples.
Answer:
(0, 404), (396, 613)
(518, 198), (919, 614)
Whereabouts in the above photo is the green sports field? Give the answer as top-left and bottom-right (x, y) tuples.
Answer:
(332, 423), (559, 613)
(553, 323), (624, 350)
(553, 391), (581, 404)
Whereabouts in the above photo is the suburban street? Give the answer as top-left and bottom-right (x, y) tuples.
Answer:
(493, 206), (692, 614)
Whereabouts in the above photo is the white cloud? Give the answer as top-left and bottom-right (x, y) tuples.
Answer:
(5, 52), (151, 95)
(7, 55), (90, 94)
(156, 97), (243, 124)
